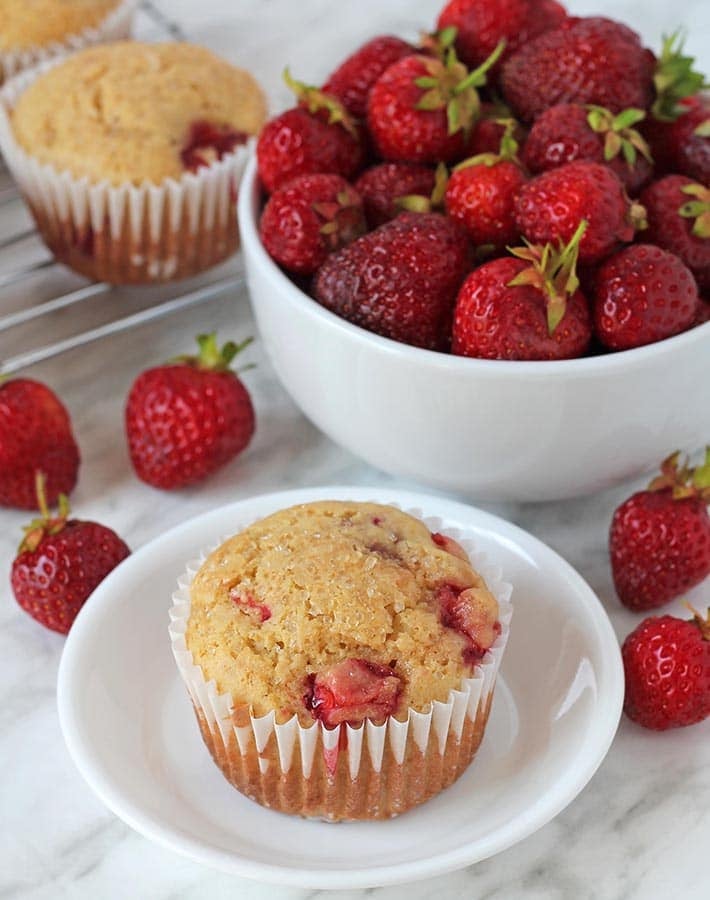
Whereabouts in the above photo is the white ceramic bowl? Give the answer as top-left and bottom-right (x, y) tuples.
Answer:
(238, 155), (710, 502)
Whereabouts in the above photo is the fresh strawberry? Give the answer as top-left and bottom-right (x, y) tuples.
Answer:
(304, 658), (401, 727)
(610, 450), (710, 611)
(256, 73), (365, 193)
(0, 378), (80, 510)
(593, 244), (698, 350)
(125, 334), (255, 490)
(437, 0), (566, 70)
(622, 608), (710, 731)
(523, 104), (653, 194)
(452, 222), (591, 360)
(445, 120), (527, 249)
(657, 94), (710, 184)
(501, 17), (655, 122)
(323, 35), (415, 119)
(354, 162), (437, 228)
(367, 42), (504, 164)
(11, 475), (129, 634)
(467, 102), (526, 157)
(313, 212), (470, 350)
(515, 161), (640, 265)
(641, 175), (710, 292)
(259, 174), (365, 275)
(435, 583), (500, 664)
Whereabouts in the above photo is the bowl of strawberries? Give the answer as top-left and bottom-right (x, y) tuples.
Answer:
(238, 1), (710, 502)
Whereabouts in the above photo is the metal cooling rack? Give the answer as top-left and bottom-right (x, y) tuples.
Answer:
(0, 2), (244, 376)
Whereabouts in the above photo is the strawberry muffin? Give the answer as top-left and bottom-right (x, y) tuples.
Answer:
(0, 0), (135, 84)
(170, 500), (512, 821)
(0, 41), (266, 282)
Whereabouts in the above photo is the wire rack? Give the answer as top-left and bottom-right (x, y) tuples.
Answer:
(0, 2), (244, 376)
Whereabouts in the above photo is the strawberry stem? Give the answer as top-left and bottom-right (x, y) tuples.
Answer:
(18, 474), (70, 553)
(683, 602), (710, 640)
(282, 67), (358, 137)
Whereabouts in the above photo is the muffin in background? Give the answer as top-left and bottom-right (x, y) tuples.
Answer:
(0, 0), (135, 85)
(0, 41), (266, 283)
(170, 500), (513, 822)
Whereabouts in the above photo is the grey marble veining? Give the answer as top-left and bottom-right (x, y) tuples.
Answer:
(1, 1), (709, 898)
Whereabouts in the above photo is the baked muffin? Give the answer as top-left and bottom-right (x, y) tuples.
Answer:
(170, 500), (513, 821)
(0, 41), (266, 282)
(0, 0), (135, 85)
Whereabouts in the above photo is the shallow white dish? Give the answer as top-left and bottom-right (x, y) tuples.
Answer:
(58, 486), (623, 889)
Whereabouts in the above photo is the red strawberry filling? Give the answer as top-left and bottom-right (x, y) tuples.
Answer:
(431, 531), (469, 561)
(230, 588), (271, 622)
(436, 583), (499, 663)
(304, 658), (401, 727)
(181, 121), (248, 172)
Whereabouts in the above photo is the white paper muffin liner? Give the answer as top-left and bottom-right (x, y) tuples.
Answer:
(0, 54), (252, 283)
(169, 502), (513, 821)
(0, 0), (136, 85)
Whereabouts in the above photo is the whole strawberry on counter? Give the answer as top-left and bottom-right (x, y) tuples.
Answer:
(322, 35), (415, 119)
(452, 221), (591, 360)
(312, 212), (470, 350)
(367, 36), (505, 164)
(260, 173), (366, 275)
(501, 16), (655, 122)
(514, 160), (642, 265)
(610, 450), (710, 611)
(256, 71), (365, 193)
(11, 474), (130, 634)
(0, 377), (80, 510)
(641, 175), (710, 292)
(593, 244), (699, 350)
(125, 334), (255, 490)
(622, 607), (710, 731)
(523, 104), (653, 194)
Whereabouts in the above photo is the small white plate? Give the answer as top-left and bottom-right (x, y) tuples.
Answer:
(57, 487), (623, 889)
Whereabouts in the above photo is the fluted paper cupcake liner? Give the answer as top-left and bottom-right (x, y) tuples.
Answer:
(169, 502), (513, 822)
(0, 57), (252, 283)
(0, 0), (136, 85)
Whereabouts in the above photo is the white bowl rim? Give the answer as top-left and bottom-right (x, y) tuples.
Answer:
(238, 151), (710, 379)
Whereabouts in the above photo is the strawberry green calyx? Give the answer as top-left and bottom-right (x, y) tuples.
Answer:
(506, 220), (588, 334)
(283, 68), (359, 137)
(629, 199), (648, 233)
(19, 473), (70, 553)
(648, 447), (710, 501)
(586, 106), (653, 167)
(652, 31), (708, 122)
(678, 183), (710, 238)
(414, 40), (506, 138)
(454, 118), (521, 170)
(396, 163), (448, 213)
(314, 189), (367, 248)
(695, 118), (710, 138)
(419, 25), (458, 60)
(173, 333), (253, 372)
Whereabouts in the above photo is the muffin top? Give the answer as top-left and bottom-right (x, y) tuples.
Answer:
(0, 0), (121, 51)
(10, 41), (267, 185)
(187, 501), (500, 726)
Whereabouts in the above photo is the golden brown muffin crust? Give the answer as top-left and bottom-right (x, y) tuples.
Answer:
(187, 501), (499, 723)
(0, 0), (121, 51)
(10, 41), (267, 185)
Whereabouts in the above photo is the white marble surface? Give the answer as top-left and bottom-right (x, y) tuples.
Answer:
(1, 0), (709, 897)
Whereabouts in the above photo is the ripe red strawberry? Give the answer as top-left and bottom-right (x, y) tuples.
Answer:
(437, 0), (566, 70)
(622, 608), (710, 730)
(0, 378), (80, 510)
(259, 174), (365, 275)
(11, 476), (130, 634)
(445, 121), (527, 248)
(305, 658), (401, 727)
(515, 161), (640, 265)
(256, 74), (365, 193)
(367, 43), (504, 164)
(467, 102), (525, 157)
(610, 450), (710, 611)
(125, 334), (255, 489)
(501, 17), (655, 122)
(354, 162), (437, 228)
(523, 104), (653, 194)
(659, 94), (710, 184)
(593, 244), (698, 350)
(452, 223), (591, 360)
(641, 175), (710, 292)
(313, 212), (470, 350)
(323, 35), (415, 119)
